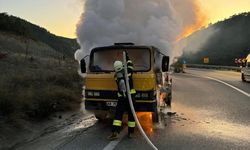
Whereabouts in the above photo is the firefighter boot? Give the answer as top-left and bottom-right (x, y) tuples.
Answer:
(107, 132), (118, 141)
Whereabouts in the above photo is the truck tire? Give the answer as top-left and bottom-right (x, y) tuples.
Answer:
(242, 73), (246, 82)
(174, 68), (181, 73)
(165, 96), (172, 107)
(152, 102), (159, 123)
(152, 90), (161, 123)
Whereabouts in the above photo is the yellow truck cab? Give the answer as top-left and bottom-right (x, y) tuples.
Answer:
(80, 43), (171, 122)
(241, 53), (250, 82)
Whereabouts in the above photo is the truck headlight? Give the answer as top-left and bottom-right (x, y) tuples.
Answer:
(141, 93), (149, 98)
(94, 92), (100, 97)
(135, 93), (141, 98)
(87, 91), (93, 96)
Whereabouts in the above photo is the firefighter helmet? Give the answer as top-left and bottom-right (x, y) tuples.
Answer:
(114, 61), (123, 72)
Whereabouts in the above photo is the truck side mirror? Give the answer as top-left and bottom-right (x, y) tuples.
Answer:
(162, 56), (169, 72)
(80, 58), (86, 73)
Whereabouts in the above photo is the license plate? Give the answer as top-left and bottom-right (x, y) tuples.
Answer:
(106, 102), (117, 107)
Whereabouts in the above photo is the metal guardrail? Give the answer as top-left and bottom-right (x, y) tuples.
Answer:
(186, 64), (241, 72)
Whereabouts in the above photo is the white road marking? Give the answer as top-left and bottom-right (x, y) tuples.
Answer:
(187, 73), (250, 98)
(103, 128), (127, 150)
(205, 76), (250, 98)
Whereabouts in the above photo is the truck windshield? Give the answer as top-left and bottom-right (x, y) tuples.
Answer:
(90, 48), (150, 72)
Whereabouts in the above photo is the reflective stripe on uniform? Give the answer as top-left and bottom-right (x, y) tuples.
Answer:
(127, 73), (132, 77)
(117, 93), (122, 97)
(113, 120), (122, 126)
(127, 66), (134, 69)
(127, 60), (132, 63)
(128, 121), (136, 127)
(130, 89), (136, 94)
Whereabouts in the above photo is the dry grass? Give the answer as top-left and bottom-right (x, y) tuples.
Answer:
(0, 55), (82, 119)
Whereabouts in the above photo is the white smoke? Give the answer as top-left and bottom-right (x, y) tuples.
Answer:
(75, 0), (202, 61)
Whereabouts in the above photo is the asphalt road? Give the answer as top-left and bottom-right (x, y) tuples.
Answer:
(188, 68), (250, 94)
(19, 69), (250, 150)
(60, 69), (250, 150)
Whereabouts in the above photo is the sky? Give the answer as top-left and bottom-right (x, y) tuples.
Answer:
(0, 0), (250, 38)
(0, 0), (83, 38)
(198, 0), (250, 24)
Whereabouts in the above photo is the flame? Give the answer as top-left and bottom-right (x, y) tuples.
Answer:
(137, 112), (154, 134)
(116, 113), (154, 135)
(176, 1), (208, 41)
(160, 92), (167, 103)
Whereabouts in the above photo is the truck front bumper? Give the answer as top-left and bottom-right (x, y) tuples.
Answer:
(85, 99), (157, 112)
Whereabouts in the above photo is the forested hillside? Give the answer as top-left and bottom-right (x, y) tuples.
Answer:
(0, 13), (79, 56)
(181, 12), (250, 66)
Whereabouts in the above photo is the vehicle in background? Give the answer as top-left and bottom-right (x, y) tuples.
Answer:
(241, 53), (250, 82)
(172, 57), (186, 73)
(80, 43), (172, 122)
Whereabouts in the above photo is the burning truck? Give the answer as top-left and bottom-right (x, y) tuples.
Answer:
(80, 43), (172, 122)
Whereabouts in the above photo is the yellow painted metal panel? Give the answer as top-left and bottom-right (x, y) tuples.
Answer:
(133, 73), (156, 91)
(85, 73), (117, 90)
(85, 73), (156, 91)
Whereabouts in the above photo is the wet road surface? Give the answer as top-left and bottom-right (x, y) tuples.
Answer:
(17, 69), (250, 150)
(60, 69), (250, 150)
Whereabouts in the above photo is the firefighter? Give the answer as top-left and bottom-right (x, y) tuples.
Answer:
(108, 53), (136, 140)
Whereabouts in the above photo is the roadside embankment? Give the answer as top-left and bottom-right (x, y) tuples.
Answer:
(0, 32), (83, 149)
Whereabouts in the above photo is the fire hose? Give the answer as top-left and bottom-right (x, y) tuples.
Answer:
(123, 51), (158, 150)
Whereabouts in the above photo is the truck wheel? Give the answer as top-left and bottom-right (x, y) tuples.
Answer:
(174, 68), (180, 73)
(166, 84), (172, 107)
(152, 103), (159, 123)
(242, 73), (246, 82)
(152, 110), (159, 123)
(166, 96), (172, 107)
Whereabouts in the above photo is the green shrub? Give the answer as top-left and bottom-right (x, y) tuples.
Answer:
(0, 59), (82, 120)
(17, 84), (81, 119)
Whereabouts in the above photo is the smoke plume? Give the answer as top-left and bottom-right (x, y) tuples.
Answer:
(75, 0), (206, 61)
